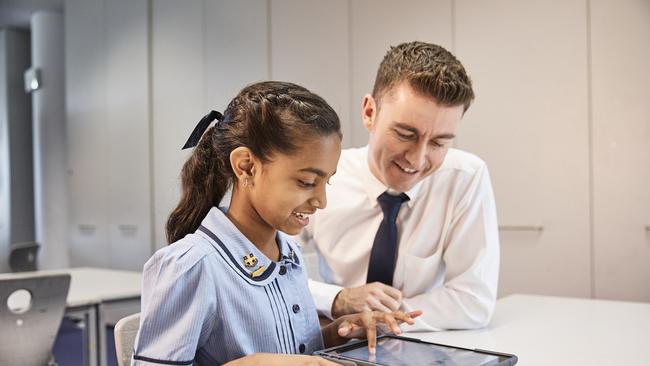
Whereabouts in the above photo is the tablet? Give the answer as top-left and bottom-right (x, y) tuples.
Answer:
(314, 335), (518, 366)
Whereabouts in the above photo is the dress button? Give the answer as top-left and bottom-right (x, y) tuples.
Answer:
(299, 343), (306, 353)
(292, 304), (300, 313)
(279, 266), (287, 275)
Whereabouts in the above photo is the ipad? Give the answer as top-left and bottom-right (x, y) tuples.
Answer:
(315, 335), (518, 366)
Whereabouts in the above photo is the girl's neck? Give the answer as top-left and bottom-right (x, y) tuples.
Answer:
(226, 194), (280, 262)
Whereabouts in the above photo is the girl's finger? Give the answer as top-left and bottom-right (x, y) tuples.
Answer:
(337, 319), (352, 337)
(379, 313), (401, 335)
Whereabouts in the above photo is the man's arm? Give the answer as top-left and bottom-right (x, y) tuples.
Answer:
(402, 163), (500, 331)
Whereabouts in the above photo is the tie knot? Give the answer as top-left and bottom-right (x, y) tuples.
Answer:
(377, 192), (409, 221)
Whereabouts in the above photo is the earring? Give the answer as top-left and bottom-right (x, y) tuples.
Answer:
(243, 178), (249, 187)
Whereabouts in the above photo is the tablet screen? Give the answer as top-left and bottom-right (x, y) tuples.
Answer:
(337, 337), (503, 366)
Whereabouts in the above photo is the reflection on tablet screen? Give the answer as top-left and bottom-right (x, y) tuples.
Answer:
(338, 337), (502, 366)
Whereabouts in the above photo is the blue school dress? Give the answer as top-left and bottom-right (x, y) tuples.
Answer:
(132, 207), (323, 365)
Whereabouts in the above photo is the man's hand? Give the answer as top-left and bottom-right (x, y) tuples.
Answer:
(331, 282), (402, 318)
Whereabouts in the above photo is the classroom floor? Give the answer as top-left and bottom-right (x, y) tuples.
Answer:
(52, 317), (118, 366)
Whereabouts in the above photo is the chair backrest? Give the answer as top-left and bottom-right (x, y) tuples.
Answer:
(9, 241), (40, 272)
(114, 312), (141, 366)
(0, 273), (70, 366)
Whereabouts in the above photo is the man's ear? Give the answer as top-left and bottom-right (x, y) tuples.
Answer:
(230, 146), (256, 185)
(362, 94), (377, 131)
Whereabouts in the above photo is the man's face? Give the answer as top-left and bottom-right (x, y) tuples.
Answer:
(363, 82), (464, 192)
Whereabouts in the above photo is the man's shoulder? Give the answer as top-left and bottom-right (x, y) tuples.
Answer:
(439, 148), (487, 176)
(338, 146), (368, 172)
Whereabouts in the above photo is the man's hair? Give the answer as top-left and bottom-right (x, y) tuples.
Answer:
(372, 41), (474, 112)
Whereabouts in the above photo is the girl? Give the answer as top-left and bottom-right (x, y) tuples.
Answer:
(132, 81), (420, 366)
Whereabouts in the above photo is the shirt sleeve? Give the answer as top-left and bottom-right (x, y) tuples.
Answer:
(132, 246), (217, 365)
(298, 222), (344, 320)
(402, 163), (500, 331)
(307, 279), (343, 320)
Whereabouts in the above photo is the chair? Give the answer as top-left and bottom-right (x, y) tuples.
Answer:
(9, 241), (40, 272)
(114, 312), (141, 366)
(0, 273), (71, 366)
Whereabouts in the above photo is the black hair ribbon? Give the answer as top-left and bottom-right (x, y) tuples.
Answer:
(181, 110), (223, 150)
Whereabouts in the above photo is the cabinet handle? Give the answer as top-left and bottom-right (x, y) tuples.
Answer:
(499, 225), (544, 232)
(78, 224), (96, 235)
(118, 224), (138, 236)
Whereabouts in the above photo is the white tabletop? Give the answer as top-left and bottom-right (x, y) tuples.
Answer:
(406, 294), (650, 366)
(1, 267), (142, 307)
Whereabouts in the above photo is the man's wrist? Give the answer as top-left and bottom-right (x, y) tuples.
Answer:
(331, 288), (345, 318)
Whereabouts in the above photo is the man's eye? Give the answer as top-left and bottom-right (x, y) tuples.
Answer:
(430, 140), (444, 148)
(396, 131), (415, 140)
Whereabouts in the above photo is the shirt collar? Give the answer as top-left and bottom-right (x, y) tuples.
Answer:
(197, 207), (301, 286)
(360, 146), (422, 209)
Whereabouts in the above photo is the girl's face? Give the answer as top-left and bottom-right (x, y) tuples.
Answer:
(249, 133), (341, 235)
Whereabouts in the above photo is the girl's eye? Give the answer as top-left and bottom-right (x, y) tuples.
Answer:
(298, 180), (316, 188)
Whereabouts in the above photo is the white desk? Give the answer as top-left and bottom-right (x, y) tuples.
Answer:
(406, 294), (650, 365)
(1, 267), (142, 366)
(65, 267), (142, 366)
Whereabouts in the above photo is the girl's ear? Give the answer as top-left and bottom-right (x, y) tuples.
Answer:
(230, 147), (256, 185)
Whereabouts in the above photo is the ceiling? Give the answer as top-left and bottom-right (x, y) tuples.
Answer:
(0, 0), (62, 30)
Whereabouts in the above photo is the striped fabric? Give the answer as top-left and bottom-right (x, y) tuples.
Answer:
(132, 207), (323, 365)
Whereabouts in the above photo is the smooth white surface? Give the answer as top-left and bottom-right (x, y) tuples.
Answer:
(408, 294), (650, 366)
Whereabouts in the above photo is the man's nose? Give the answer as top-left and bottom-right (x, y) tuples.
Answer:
(405, 141), (427, 168)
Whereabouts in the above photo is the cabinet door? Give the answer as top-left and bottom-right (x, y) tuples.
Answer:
(151, 0), (204, 249)
(152, 0), (269, 249)
(67, 0), (152, 269)
(270, 0), (351, 145)
(105, 0), (152, 270)
(349, 0), (453, 147)
(454, 0), (592, 297)
(66, 0), (110, 267)
(591, 0), (650, 302)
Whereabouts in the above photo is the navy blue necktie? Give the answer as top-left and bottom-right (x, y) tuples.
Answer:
(366, 192), (410, 286)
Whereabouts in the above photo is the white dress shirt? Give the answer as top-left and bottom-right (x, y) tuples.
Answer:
(299, 146), (500, 331)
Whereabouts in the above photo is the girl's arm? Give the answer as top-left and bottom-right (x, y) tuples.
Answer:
(225, 354), (339, 365)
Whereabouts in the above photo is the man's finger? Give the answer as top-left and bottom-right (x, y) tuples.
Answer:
(367, 297), (394, 313)
(377, 293), (401, 311)
(379, 284), (402, 301)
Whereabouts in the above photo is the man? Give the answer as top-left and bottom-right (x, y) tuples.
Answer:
(299, 41), (499, 331)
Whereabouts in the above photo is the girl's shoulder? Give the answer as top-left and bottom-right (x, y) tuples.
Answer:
(145, 233), (216, 276)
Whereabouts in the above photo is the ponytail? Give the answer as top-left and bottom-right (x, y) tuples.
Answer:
(165, 127), (230, 243)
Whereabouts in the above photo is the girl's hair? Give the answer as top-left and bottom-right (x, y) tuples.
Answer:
(166, 81), (341, 244)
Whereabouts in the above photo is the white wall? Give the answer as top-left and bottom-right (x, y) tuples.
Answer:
(63, 0), (649, 300)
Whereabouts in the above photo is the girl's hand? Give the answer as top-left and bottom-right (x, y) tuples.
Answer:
(225, 353), (341, 366)
(323, 310), (423, 353)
